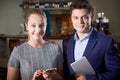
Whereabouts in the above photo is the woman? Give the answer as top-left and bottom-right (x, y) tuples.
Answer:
(7, 8), (63, 80)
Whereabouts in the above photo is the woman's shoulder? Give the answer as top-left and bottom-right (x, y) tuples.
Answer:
(15, 42), (28, 49)
(45, 40), (62, 54)
(46, 40), (59, 46)
(45, 40), (62, 49)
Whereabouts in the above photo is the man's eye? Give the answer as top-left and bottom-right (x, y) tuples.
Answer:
(82, 16), (88, 20)
(74, 16), (78, 19)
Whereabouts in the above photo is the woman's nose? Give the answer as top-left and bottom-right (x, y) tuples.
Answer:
(36, 26), (41, 32)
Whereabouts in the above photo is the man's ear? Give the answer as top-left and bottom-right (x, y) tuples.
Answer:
(91, 13), (94, 22)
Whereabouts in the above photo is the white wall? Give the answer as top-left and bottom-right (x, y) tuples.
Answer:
(89, 0), (120, 35)
(0, 0), (23, 35)
(0, 0), (23, 67)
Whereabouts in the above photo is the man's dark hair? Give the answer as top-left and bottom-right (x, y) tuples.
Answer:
(70, 0), (94, 14)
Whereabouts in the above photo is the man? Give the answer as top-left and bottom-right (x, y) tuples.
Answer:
(63, 0), (120, 80)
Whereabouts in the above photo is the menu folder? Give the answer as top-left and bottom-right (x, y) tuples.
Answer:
(71, 56), (96, 74)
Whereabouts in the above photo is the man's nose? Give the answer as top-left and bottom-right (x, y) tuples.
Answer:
(78, 18), (84, 24)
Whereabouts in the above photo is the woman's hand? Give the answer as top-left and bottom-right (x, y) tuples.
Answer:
(42, 69), (63, 80)
(32, 70), (43, 80)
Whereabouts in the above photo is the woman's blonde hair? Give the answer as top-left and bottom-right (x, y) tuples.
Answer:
(25, 8), (47, 24)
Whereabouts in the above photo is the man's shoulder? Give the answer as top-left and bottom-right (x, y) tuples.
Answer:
(62, 34), (75, 47)
(63, 34), (74, 42)
(97, 32), (114, 40)
(92, 31), (115, 44)
(92, 29), (114, 40)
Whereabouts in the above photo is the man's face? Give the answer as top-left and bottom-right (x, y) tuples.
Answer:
(71, 9), (94, 34)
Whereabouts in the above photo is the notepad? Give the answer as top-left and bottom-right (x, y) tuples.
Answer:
(71, 56), (96, 74)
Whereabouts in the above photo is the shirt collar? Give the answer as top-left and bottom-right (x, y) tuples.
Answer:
(74, 28), (93, 41)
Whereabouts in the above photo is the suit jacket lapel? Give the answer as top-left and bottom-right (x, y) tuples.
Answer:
(67, 36), (75, 63)
(83, 30), (98, 57)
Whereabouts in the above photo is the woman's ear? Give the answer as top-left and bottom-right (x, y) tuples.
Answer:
(25, 23), (28, 31)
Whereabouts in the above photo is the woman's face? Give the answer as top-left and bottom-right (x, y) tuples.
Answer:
(71, 9), (94, 34)
(26, 13), (47, 41)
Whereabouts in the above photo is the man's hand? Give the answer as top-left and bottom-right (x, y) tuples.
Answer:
(75, 73), (86, 80)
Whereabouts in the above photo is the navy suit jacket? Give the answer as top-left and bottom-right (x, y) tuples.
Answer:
(63, 29), (120, 80)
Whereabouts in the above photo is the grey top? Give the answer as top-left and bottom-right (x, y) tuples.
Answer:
(8, 41), (63, 80)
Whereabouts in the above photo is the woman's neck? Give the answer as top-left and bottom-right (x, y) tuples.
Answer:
(27, 39), (46, 48)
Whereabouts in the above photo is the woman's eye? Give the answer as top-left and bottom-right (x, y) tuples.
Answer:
(31, 25), (36, 28)
(39, 24), (44, 28)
